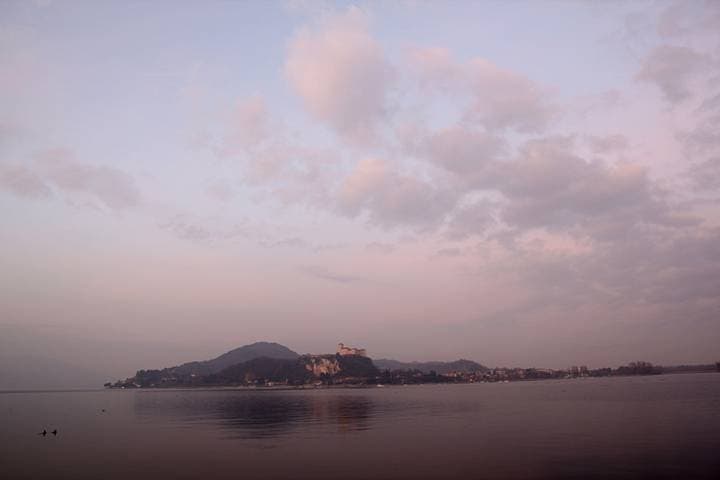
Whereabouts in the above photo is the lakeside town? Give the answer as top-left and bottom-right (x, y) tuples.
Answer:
(107, 342), (720, 389)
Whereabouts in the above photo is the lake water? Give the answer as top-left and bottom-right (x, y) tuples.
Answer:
(1, 373), (719, 479)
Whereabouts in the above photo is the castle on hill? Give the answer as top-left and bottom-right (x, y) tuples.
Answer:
(337, 342), (367, 357)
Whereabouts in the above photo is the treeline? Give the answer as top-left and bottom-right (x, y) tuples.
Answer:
(561, 361), (713, 378)
(610, 361), (661, 376)
(104, 358), (720, 389)
(106, 354), (379, 388)
(659, 363), (720, 374)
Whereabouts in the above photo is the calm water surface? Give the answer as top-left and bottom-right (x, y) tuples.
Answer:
(1, 373), (719, 479)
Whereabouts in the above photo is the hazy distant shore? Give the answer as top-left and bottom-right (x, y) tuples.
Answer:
(105, 368), (719, 391)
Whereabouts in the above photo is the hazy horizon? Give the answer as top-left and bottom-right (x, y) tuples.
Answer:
(2, 1), (720, 389)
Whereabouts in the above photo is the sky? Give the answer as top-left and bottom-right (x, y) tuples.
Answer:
(1, 0), (719, 385)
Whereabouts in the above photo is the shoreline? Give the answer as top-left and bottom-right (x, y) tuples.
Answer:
(3, 371), (718, 394)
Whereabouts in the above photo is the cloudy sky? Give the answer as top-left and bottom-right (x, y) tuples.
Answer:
(1, 0), (719, 383)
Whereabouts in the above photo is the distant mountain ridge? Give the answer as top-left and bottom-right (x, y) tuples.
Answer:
(373, 358), (488, 374)
(119, 350), (379, 388)
(108, 342), (489, 388)
(162, 341), (300, 377)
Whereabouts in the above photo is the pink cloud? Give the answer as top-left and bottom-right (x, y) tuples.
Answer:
(34, 149), (141, 210)
(337, 157), (456, 229)
(0, 164), (51, 199)
(636, 45), (706, 103)
(220, 95), (271, 156)
(409, 47), (556, 133)
(285, 7), (393, 141)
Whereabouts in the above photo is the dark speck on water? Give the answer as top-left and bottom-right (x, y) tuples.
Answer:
(2, 373), (719, 479)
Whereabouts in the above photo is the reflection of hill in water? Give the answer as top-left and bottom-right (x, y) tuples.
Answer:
(134, 391), (374, 439)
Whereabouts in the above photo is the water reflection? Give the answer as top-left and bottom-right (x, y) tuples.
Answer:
(134, 391), (375, 439)
(3, 376), (720, 480)
(310, 394), (373, 433)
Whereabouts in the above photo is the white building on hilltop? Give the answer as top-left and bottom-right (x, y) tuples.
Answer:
(337, 343), (367, 357)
